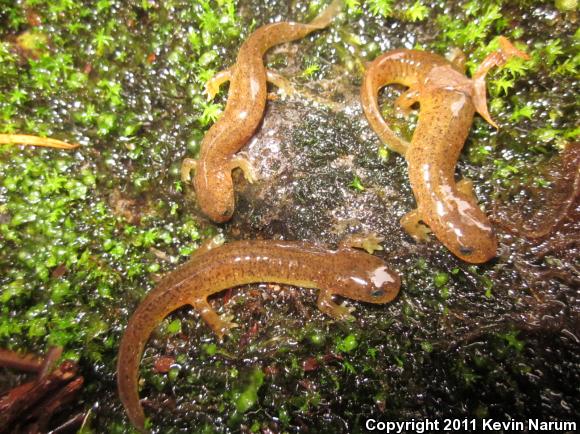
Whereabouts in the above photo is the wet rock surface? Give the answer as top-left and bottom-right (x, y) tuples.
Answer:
(0, 0), (578, 431)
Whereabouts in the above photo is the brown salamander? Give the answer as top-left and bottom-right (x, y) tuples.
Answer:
(117, 237), (400, 431)
(361, 37), (529, 263)
(181, 0), (343, 223)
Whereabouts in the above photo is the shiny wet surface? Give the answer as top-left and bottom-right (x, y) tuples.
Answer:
(0, 0), (578, 431)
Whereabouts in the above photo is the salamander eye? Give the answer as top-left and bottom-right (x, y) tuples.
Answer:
(460, 246), (473, 255)
(371, 289), (385, 298)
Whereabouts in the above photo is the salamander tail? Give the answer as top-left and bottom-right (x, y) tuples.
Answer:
(309, 0), (343, 28)
(117, 289), (187, 432)
(117, 317), (148, 432)
(472, 37), (530, 128)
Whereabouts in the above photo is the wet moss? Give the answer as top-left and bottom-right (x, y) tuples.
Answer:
(1, 0), (579, 432)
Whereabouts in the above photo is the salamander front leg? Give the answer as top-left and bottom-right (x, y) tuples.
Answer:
(317, 289), (355, 321)
(230, 155), (258, 183)
(339, 232), (384, 254)
(401, 209), (431, 242)
(395, 89), (420, 116)
(456, 178), (485, 208)
(205, 68), (232, 101)
(193, 235), (225, 257)
(266, 70), (294, 100)
(447, 47), (467, 73)
(180, 158), (197, 182)
(192, 298), (238, 340)
(456, 178), (475, 198)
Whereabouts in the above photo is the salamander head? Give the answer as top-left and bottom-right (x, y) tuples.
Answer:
(442, 210), (498, 264)
(333, 249), (400, 304)
(449, 233), (497, 263)
(194, 166), (235, 223)
(425, 184), (498, 263)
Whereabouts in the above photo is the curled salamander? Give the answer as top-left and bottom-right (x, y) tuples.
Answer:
(181, 0), (343, 223)
(361, 37), (529, 263)
(117, 236), (400, 431)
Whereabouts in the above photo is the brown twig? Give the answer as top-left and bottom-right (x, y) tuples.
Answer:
(27, 376), (84, 433)
(50, 411), (90, 434)
(38, 347), (63, 380)
(0, 349), (42, 373)
(0, 381), (36, 414)
(48, 412), (86, 434)
(0, 361), (78, 431)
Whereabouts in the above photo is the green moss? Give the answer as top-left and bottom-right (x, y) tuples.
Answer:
(367, 0), (394, 17)
(167, 319), (182, 334)
(433, 271), (450, 288)
(336, 333), (358, 353)
(231, 367), (265, 414)
(1, 0), (578, 431)
(555, 0), (578, 11)
(348, 175), (365, 191)
(308, 328), (326, 345)
(499, 330), (525, 352)
(203, 343), (218, 356)
(436, 3), (506, 50)
(405, 1), (430, 21)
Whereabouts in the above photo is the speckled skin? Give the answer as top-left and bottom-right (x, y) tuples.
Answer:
(405, 80), (497, 263)
(360, 50), (453, 155)
(361, 40), (528, 263)
(117, 238), (399, 431)
(189, 0), (343, 223)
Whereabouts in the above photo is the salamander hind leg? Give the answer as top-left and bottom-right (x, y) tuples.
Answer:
(180, 158), (197, 182)
(456, 178), (475, 198)
(317, 289), (355, 321)
(456, 177), (487, 211)
(230, 156), (258, 183)
(447, 47), (467, 73)
(206, 68), (232, 101)
(266, 70), (294, 100)
(395, 89), (420, 116)
(192, 298), (238, 340)
(339, 232), (384, 254)
(193, 235), (225, 257)
(472, 38), (530, 129)
(401, 209), (431, 242)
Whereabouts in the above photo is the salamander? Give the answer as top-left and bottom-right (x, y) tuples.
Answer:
(181, 0), (343, 223)
(117, 236), (400, 431)
(361, 37), (529, 263)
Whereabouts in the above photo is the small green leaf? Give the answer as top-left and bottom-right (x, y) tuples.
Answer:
(337, 334), (358, 353)
(367, 0), (394, 17)
(434, 271), (449, 288)
(348, 175), (365, 191)
(167, 319), (181, 334)
(405, 1), (429, 22)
